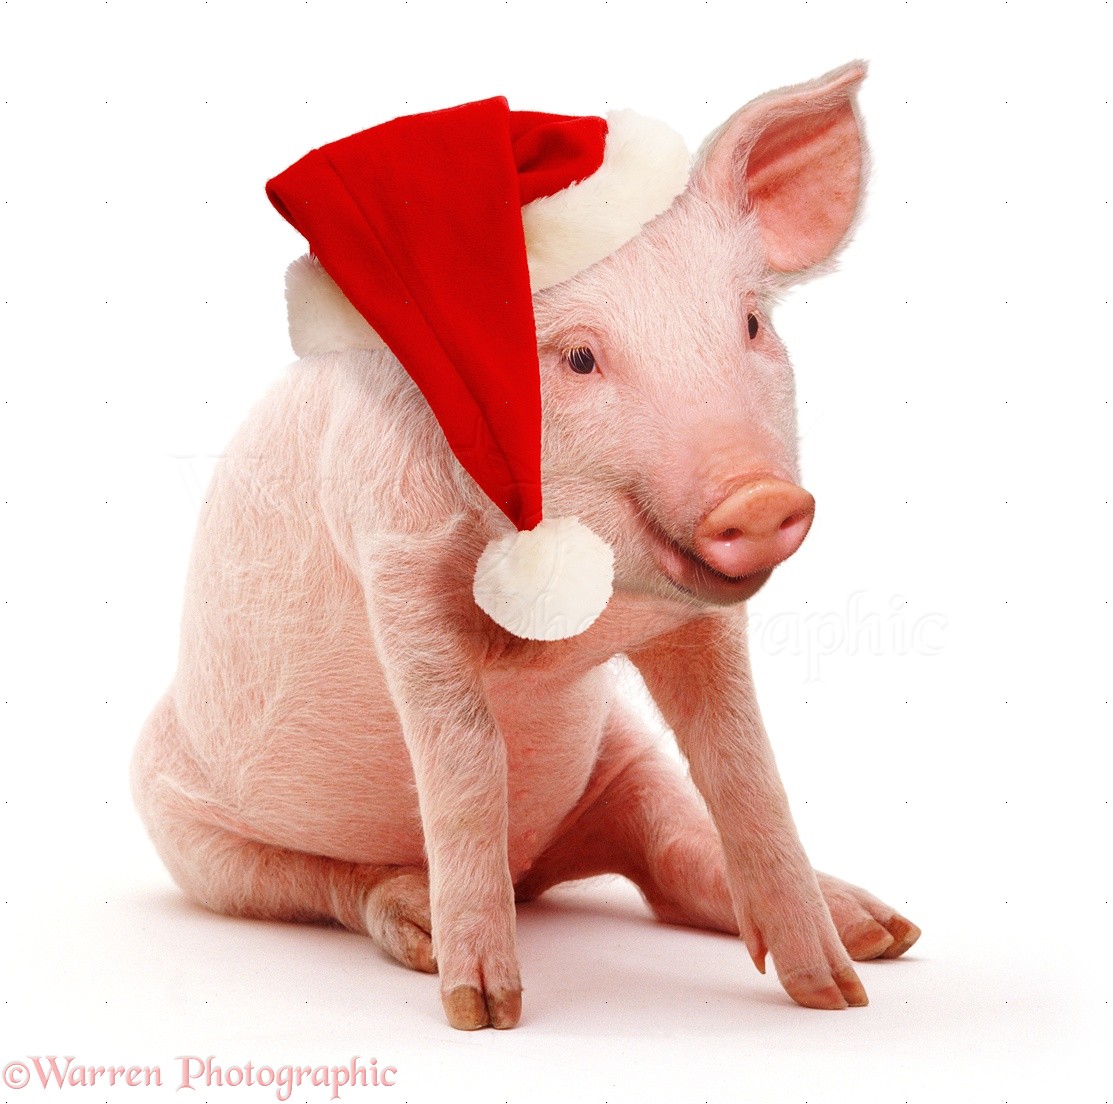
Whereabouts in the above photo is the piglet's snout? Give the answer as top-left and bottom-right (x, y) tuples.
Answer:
(693, 479), (815, 578)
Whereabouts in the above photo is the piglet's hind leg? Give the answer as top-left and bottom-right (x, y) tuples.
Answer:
(514, 709), (920, 968)
(132, 745), (434, 972)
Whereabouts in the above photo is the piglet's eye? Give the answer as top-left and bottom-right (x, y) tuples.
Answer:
(564, 346), (596, 374)
(747, 313), (760, 340)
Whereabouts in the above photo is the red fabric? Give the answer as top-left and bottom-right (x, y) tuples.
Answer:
(509, 110), (608, 205)
(266, 98), (607, 532)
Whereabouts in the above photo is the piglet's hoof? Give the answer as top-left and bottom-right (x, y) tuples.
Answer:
(779, 963), (869, 1010)
(442, 984), (522, 1030)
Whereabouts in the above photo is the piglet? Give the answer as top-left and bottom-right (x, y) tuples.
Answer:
(132, 61), (919, 1030)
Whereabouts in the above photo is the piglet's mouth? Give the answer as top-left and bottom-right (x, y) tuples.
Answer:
(630, 497), (775, 605)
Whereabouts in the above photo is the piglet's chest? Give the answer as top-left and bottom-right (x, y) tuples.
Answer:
(478, 593), (692, 806)
(482, 662), (611, 857)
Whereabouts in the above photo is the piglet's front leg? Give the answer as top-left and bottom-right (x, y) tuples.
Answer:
(362, 545), (521, 1030)
(633, 614), (867, 1010)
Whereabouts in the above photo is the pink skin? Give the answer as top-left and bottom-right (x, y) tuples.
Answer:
(131, 61), (919, 1031)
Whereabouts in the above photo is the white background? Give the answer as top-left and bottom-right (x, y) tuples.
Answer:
(1, 2), (1110, 1102)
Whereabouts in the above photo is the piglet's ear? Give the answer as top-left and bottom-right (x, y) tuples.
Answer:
(695, 61), (868, 275)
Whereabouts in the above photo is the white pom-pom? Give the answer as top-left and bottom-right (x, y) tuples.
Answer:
(473, 517), (614, 641)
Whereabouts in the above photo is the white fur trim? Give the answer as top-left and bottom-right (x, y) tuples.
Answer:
(522, 110), (691, 291)
(285, 254), (386, 357)
(473, 517), (614, 640)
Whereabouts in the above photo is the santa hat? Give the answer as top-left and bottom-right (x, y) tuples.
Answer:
(266, 97), (690, 640)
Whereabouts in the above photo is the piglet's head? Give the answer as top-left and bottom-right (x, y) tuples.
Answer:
(535, 61), (868, 607)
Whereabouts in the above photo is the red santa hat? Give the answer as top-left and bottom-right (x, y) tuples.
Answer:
(266, 97), (689, 640)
